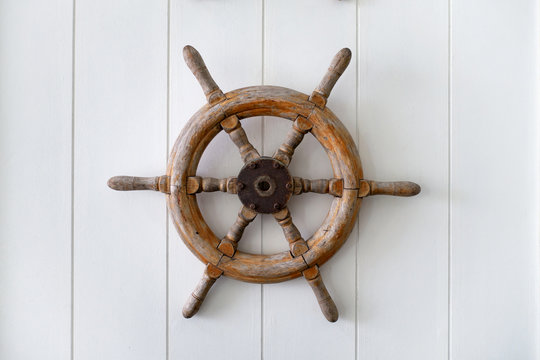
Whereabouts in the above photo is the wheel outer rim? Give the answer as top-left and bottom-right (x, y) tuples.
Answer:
(167, 86), (362, 283)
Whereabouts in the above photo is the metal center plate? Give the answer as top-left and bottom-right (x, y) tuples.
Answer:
(237, 157), (293, 214)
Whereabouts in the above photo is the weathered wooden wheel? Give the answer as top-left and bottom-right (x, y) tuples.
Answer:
(108, 45), (420, 322)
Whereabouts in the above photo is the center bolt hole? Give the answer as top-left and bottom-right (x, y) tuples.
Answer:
(257, 180), (271, 191)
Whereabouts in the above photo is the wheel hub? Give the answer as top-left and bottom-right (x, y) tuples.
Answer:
(236, 157), (293, 214)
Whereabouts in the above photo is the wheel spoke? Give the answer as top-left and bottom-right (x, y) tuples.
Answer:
(186, 176), (238, 194)
(217, 206), (258, 257)
(308, 48), (352, 109)
(272, 116), (313, 167)
(220, 115), (261, 163)
(292, 177), (343, 197)
(272, 207), (309, 257)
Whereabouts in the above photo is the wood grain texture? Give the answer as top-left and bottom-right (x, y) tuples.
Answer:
(0, 1), (73, 358)
(74, 1), (168, 359)
(450, 1), (540, 358)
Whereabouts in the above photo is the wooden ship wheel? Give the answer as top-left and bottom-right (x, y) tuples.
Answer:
(108, 45), (421, 322)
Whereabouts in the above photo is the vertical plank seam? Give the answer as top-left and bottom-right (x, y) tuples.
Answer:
(537, 9), (540, 356)
(447, 0), (453, 359)
(260, 2), (265, 359)
(355, 1), (359, 359)
(537, 7), (540, 358)
(70, 0), (76, 359)
(166, 0), (171, 359)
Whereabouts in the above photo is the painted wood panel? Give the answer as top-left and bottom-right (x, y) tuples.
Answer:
(450, 1), (540, 359)
(357, 1), (449, 359)
(262, 1), (358, 359)
(1, 1), (539, 359)
(168, 1), (263, 359)
(0, 1), (73, 359)
(73, 1), (168, 359)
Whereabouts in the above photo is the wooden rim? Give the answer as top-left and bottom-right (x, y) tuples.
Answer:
(167, 85), (362, 283)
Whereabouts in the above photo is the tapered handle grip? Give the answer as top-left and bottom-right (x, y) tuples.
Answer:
(368, 181), (421, 197)
(316, 48), (352, 97)
(182, 264), (223, 319)
(310, 48), (352, 108)
(107, 175), (169, 193)
(182, 274), (216, 319)
(183, 45), (225, 104)
(303, 266), (339, 322)
(107, 176), (157, 191)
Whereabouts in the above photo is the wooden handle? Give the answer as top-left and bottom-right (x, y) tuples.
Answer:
(182, 264), (223, 319)
(303, 266), (339, 322)
(183, 45), (225, 104)
(107, 175), (169, 193)
(309, 48), (352, 108)
(367, 181), (421, 197)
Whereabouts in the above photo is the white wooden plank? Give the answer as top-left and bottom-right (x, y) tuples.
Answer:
(262, 1), (357, 358)
(357, 1), (449, 359)
(73, 1), (168, 359)
(450, 1), (540, 359)
(0, 1), (73, 359)
(168, 1), (262, 359)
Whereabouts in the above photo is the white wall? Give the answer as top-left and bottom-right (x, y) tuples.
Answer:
(1, 1), (538, 359)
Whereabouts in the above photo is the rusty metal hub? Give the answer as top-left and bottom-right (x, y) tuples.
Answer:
(237, 157), (293, 213)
